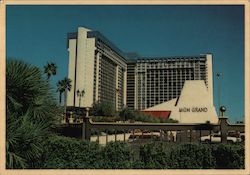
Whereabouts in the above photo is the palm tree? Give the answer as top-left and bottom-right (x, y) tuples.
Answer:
(56, 80), (64, 105)
(44, 62), (57, 80)
(6, 59), (59, 168)
(57, 78), (72, 116)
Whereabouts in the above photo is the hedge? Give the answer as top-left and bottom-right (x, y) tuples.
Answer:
(35, 136), (244, 169)
(138, 143), (244, 169)
(37, 136), (131, 169)
(139, 143), (216, 169)
(212, 144), (245, 169)
(37, 135), (102, 168)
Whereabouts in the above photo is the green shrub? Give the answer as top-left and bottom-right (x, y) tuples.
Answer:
(170, 144), (216, 169)
(212, 144), (244, 169)
(40, 135), (102, 168)
(92, 102), (116, 117)
(139, 142), (171, 169)
(36, 137), (244, 169)
(39, 137), (133, 169)
(139, 143), (244, 169)
(100, 141), (132, 169)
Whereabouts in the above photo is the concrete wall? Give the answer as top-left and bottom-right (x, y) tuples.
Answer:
(67, 39), (77, 106)
(95, 52), (100, 102)
(206, 54), (214, 105)
(75, 27), (96, 108)
(123, 69), (127, 106)
(67, 27), (96, 108)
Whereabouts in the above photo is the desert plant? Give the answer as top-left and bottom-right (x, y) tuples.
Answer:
(6, 59), (59, 168)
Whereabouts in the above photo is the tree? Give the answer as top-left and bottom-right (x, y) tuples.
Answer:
(44, 62), (57, 80)
(92, 101), (116, 117)
(119, 107), (135, 121)
(6, 59), (59, 168)
(57, 78), (72, 115)
(56, 81), (64, 105)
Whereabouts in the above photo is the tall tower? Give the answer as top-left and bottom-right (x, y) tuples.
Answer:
(67, 27), (127, 111)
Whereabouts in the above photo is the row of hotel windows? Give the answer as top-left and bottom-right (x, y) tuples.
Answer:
(137, 57), (206, 62)
(137, 61), (206, 67)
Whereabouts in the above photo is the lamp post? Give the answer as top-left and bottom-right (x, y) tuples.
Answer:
(77, 89), (85, 122)
(216, 73), (222, 116)
(77, 89), (85, 107)
(220, 106), (226, 117)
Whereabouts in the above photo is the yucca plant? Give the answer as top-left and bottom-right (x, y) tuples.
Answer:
(6, 59), (60, 168)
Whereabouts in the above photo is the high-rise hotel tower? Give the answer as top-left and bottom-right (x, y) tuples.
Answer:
(127, 54), (213, 110)
(66, 27), (214, 115)
(66, 27), (127, 111)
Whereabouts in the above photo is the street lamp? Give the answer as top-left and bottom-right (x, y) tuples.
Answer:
(220, 106), (226, 117)
(76, 89), (85, 120)
(77, 89), (85, 108)
(216, 73), (222, 115)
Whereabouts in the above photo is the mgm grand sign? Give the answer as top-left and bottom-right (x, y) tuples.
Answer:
(179, 107), (208, 113)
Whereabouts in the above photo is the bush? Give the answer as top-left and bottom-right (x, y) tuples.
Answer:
(92, 116), (120, 122)
(139, 142), (171, 168)
(139, 143), (216, 169)
(125, 110), (178, 123)
(138, 143), (244, 169)
(39, 137), (132, 169)
(40, 136), (102, 168)
(100, 141), (132, 169)
(212, 144), (244, 169)
(92, 102), (116, 117)
(119, 108), (136, 121)
(170, 144), (216, 169)
(36, 137), (245, 169)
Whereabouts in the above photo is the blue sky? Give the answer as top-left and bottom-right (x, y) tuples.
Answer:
(6, 5), (245, 122)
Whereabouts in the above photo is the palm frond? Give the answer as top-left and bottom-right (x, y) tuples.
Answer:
(6, 59), (60, 168)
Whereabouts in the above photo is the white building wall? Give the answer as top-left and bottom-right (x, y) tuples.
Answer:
(115, 66), (119, 110)
(172, 80), (218, 123)
(95, 52), (100, 102)
(84, 37), (95, 107)
(67, 39), (77, 106)
(123, 69), (127, 107)
(134, 65), (138, 109)
(206, 54), (214, 105)
(75, 27), (96, 108)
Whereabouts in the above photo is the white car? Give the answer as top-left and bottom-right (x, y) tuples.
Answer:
(200, 133), (241, 143)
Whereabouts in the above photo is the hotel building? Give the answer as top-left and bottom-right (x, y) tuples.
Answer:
(66, 27), (216, 123)
(127, 54), (213, 110)
(66, 27), (127, 111)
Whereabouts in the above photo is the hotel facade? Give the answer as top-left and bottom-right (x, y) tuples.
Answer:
(66, 27), (217, 123)
(127, 54), (213, 110)
(67, 27), (127, 111)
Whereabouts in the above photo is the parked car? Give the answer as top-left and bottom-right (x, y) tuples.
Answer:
(227, 131), (244, 142)
(200, 133), (241, 143)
